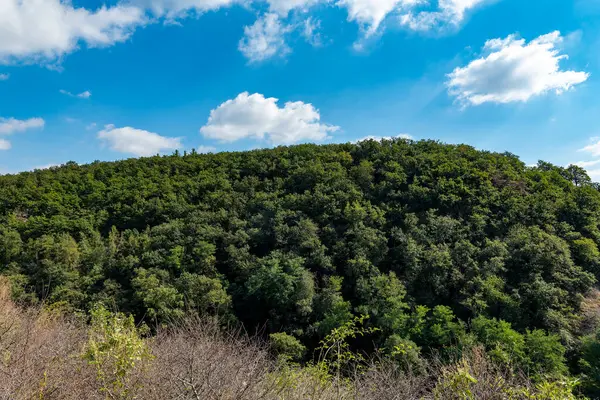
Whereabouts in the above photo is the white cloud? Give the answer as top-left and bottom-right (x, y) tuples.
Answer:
(303, 17), (324, 46)
(258, 0), (488, 47)
(354, 133), (413, 143)
(239, 13), (290, 62)
(586, 169), (600, 182)
(447, 31), (589, 106)
(580, 139), (600, 157)
(0, 73), (9, 81)
(0, 117), (44, 150)
(0, 0), (146, 65)
(60, 89), (92, 99)
(77, 90), (92, 99)
(97, 124), (182, 156)
(400, 0), (487, 31)
(575, 140), (600, 180)
(197, 145), (217, 153)
(86, 122), (98, 130)
(0, 117), (45, 135)
(0, 0), (495, 67)
(34, 163), (61, 170)
(575, 160), (600, 168)
(200, 92), (339, 145)
(135, 0), (237, 19)
(339, 0), (419, 36)
(267, 0), (325, 15)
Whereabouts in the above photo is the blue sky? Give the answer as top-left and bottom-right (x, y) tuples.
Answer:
(1, 0), (600, 177)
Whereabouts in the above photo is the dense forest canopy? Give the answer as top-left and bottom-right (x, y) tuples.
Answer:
(2, 138), (600, 395)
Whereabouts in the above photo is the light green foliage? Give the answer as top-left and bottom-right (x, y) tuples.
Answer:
(425, 306), (468, 350)
(472, 317), (567, 379)
(354, 271), (408, 334)
(471, 316), (525, 366)
(385, 335), (424, 372)
(270, 332), (307, 362)
(317, 315), (379, 377)
(132, 268), (184, 323)
(433, 360), (478, 400)
(267, 361), (347, 399)
(524, 329), (567, 379)
(176, 272), (233, 319)
(0, 227), (22, 268)
(517, 379), (582, 400)
(83, 305), (152, 398)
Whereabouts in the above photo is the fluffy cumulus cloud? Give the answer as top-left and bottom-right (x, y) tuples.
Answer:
(447, 31), (589, 106)
(0, 0), (146, 65)
(0, 117), (45, 150)
(60, 89), (92, 99)
(97, 124), (182, 156)
(0, 73), (9, 81)
(200, 92), (339, 145)
(239, 13), (290, 63)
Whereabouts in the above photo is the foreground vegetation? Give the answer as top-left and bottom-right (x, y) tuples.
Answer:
(0, 280), (584, 399)
(1, 138), (600, 396)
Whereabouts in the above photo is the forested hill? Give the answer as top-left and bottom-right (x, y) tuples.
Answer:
(2, 139), (600, 394)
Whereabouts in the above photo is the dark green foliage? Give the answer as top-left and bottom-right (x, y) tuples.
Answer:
(524, 329), (567, 379)
(471, 316), (525, 366)
(1, 139), (600, 393)
(579, 328), (600, 395)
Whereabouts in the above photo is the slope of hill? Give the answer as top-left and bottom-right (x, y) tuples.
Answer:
(1, 139), (600, 395)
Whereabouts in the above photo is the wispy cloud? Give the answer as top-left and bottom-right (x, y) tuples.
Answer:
(0, 117), (45, 135)
(353, 133), (413, 143)
(197, 145), (217, 154)
(60, 89), (92, 99)
(239, 13), (291, 63)
(0, 139), (11, 150)
(0, 117), (45, 150)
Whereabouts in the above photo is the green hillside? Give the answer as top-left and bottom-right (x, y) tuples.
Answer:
(1, 138), (600, 395)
